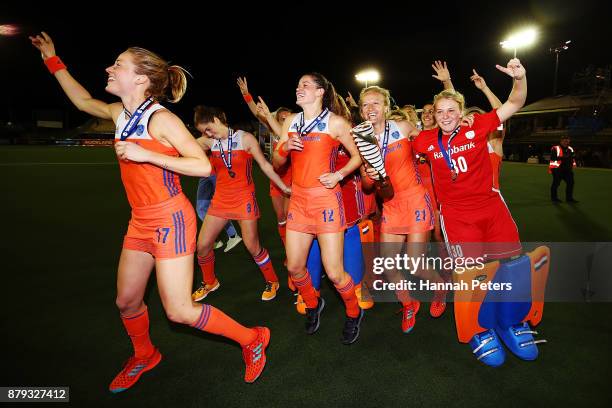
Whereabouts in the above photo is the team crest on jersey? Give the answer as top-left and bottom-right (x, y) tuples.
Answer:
(232, 142), (238, 148)
(136, 124), (145, 136)
(465, 130), (475, 140)
(392, 131), (400, 139)
(317, 122), (326, 131)
(428, 145), (435, 151)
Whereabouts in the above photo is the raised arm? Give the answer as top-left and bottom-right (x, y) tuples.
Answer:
(256, 97), (283, 136)
(495, 58), (527, 123)
(470, 69), (502, 109)
(237, 76), (269, 125)
(115, 110), (211, 177)
(30, 32), (120, 121)
(432, 60), (455, 91)
(243, 133), (290, 194)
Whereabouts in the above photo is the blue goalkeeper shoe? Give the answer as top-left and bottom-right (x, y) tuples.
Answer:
(496, 322), (546, 361)
(469, 329), (506, 367)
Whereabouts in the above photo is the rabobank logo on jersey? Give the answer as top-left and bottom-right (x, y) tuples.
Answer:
(433, 141), (476, 159)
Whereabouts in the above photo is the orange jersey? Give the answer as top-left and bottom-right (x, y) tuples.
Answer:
(115, 104), (182, 208)
(287, 112), (340, 188)
(488, 141), (502, 190)
(376, 120), (425, 195)
(209, 130), (255, 207)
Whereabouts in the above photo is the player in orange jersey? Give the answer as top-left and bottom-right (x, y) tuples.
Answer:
(192, 106), (290, 302)
(273, 72), (365, 344)
(359, 86), (447, 332)
(31, 32), (270, 391)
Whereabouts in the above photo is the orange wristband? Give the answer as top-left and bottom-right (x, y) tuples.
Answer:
(243, 93), (253, 103)
(44, 56), (67, 74)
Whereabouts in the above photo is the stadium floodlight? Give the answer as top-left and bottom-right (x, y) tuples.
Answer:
(355, 70), (380, 88)
(0, 24), (19, 36)
(500, 27), (538, 57)
(550, 40), (572, 96)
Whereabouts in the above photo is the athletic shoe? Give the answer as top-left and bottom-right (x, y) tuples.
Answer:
(496, 322), (546, 361)
(261, 282), (279, 301)
(242, 327), (270, 383)
(294, 293), (306, 315)
(109, 348), (162, 393)
(214, 240), (224, 249)
(305, 297), (325, 335)
(224, 235), (243, 253)
(401, 300), (420, 333)
(355, 284), (374, 310)
(341, 308), (365, 345)
(192, 280), (220, 302)
(469, 329), (506, 367)
(429, 290), (447, 318)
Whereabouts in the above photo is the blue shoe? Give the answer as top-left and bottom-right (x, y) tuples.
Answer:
(469, 329), (506, 367)
(496, 322), (546, 361)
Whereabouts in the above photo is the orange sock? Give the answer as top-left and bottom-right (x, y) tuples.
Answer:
(335, 277), (361, 318)
(293, 271), (319, 308)
(191, 304), (257, 346)
(197, 250), (216, 285)
(253, 248), (278, 283)
(277, 221), (287, 246)
(121, 306), (155, 358)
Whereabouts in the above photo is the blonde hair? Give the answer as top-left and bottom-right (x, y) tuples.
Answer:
(387, 108), (409, 121)
(127, 47), (189, 103)
(359, 86), (391, 110)
(433, 89), (466, 115)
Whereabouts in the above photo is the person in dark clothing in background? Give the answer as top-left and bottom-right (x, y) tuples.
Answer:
(549, 136), (578, 203)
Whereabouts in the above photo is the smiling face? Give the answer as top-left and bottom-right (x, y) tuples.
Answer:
(421, 103), (435, 129)
(360, 90), (388, 127)
(105, 51), (147, 97)
(295, 75), (323, 107)
(434, 98), (463, 134)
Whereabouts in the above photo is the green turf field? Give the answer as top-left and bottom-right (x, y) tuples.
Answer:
(1, 146), (610, 407)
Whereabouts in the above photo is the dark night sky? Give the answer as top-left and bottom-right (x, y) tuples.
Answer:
(1, 1), (610, 127)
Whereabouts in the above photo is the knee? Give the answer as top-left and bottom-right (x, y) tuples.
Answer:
(164, 305), (193, 325)
(287, 262), (306, 278)
(115, 295), (142, 315)
(324, 266), (345, 285)
(196, 241), (213, 257)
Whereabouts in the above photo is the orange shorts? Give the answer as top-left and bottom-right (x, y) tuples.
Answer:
(207, 191), (260, 220)
(380, 188), (434, 235)
(270, 165), (292, 198)
(287, 184), (346, 234)
(123, 193), (196, 259)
